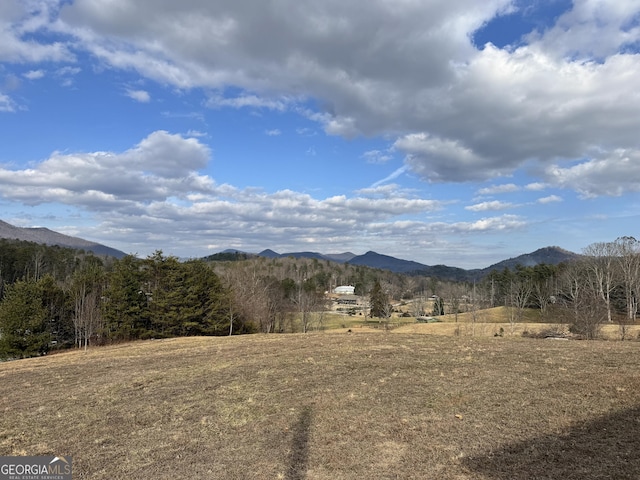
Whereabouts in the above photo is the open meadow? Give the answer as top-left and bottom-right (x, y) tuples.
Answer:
(2, 332), (640, 479)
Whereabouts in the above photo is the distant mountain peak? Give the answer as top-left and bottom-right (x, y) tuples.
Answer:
(483, 246), (579, 272)
(348, 250), (429, 273)
(324, 252), (357, 262)
(258, 249), (281, 258)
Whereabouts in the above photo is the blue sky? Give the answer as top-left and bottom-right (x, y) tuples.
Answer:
(1, 0), (640, 268)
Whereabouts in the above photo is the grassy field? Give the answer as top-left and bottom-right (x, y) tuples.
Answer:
(2, 333), (640, 479)
(316, 306), (640, 340)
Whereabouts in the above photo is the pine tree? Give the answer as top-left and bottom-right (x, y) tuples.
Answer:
(369, 280), (389, 319)
(102, 255), (149, 341)
(0, 278), (50, 359)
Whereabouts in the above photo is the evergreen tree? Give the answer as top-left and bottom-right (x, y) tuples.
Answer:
(369, 280), (390, 318)
(178, 260), (228, 335)
(39, 275), (73, 349)
(432, 296), (445, 316)
(102, 255), (149, 341)
(103, 252), (230, 340)
(0, 278), (51, 359)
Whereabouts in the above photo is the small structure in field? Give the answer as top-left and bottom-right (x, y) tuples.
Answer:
(333, 285), (355, 295)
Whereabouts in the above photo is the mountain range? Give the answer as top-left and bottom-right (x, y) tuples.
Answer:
(0, 220), (127, 258)
(222, 246), (580, 281)
(1, 219), (580, 279)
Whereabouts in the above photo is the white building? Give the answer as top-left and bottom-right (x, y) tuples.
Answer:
(333, 285), (355, 295)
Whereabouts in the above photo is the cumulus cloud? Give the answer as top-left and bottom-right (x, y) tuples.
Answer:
(0, 131), (214, 207)
(9, 1), (623, 194)
(525, 182), (548, 191)
(24, 69), (45, 80)
(125, 88), (150, 102)
(531, 0), (640, 60)
(0, 1), (73, 63)
(0, 131), (525, 261)
(462, 214), (527, 232)
(395, 133), (500, 182)
(544, 148), (640, 198)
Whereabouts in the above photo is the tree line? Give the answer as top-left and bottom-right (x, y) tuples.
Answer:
(1, 236), (640, 359)
(0, 242), (341, 359)
(429, 237), (640, 339)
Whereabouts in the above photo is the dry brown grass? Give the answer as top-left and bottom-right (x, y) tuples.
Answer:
(2, 334), (640, 479)
(391, 319), (640, 340)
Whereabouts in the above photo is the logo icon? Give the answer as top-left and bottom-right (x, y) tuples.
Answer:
(0, 455), (72, 480)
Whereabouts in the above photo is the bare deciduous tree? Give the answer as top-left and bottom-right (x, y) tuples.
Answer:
(583, 241), (618, 323)
(70, 260), (104, 351)
(559, 260), (606, 339)
(615, 236), (640, 321)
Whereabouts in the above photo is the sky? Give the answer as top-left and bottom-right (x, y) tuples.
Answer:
(1, 0), (640, 269)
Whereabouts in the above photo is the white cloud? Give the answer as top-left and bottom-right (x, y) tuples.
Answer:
(369, 214), (527, 236)
(544, 148), (640, 198)
(0, 1), (626, 196)
(206, 93), (290, 111)
(525, 182), (548, 191)
(356, 183), (405, 198)
(530, 0), (640, 60)
(477, 183), (520, 195)
(537, 195), (563, 204)
(0, 131), (506, 261)
(122, 130), (211, 177)
(125, 89), (150, 103)
(462, 215), (526, 232)
(0, 93), (16, 112)
(24, 69), (45, 80)
(265, 129), (281, 136)
(465, 200), (515, 212)
(0, 1), (73, 64)
(40, 0), (640, 194)
(0, 131), (214, 207)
